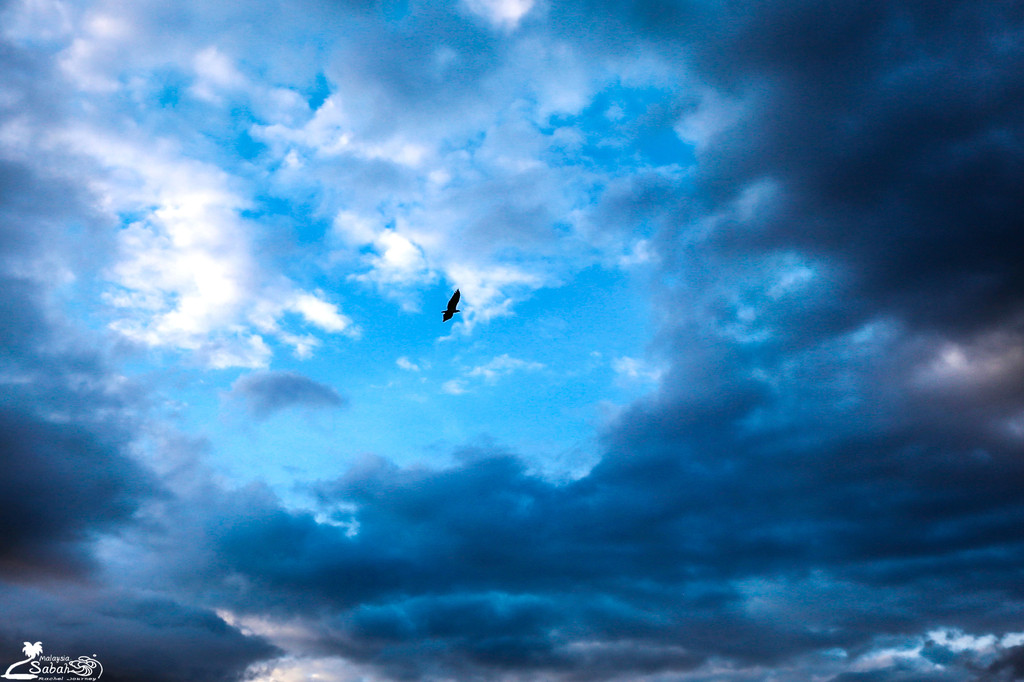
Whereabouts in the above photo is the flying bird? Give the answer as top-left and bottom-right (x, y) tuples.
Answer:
(442, 289), (461, 322)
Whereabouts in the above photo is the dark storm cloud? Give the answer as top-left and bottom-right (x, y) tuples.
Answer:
(0, 583), (278, 682)
(186, 454), (720, 679)
(594, 0), (1024, 670)
(0, 156), (155, 580)
(648, 0), (1024, 338)
(989, 645), (1024, 680)
(545, 0), (1024, 339)
(0, 405), (153, 579)
(229, 370), (346, 418)
(191, 416), (1024, 679)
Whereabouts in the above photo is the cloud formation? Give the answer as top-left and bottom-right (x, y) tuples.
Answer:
(2, 0), (1023, 680)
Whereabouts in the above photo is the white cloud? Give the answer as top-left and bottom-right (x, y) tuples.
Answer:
(673, 85), (749, 152)
(357, 229), (431, 287)
(202, 334), (272, 369)
(91, 139), (259, 356)
(466, 353), (544, 383)
(289, 292), (353, 334)
(332, 210), (378, 247)
(850, 642), (932, 673)
(442, 378), (469, 395)
(254, 94), (351, 155)
(244, 656), (379, 682)
(1002, 632), (1024, 648)
(276, 332), (320, 360)
(396, 356), (420, 372)
(766, 253), (816, 299)
(928, 628), (999, 654)
(190, 45), (247, 102)
(618, 238), (655, 268)
(28, 0), (665, 356)
(237, 40), (666, 335)
(252, 93), (432, 167)
(611, 356), (665, 386)
(256, 79), (601, 328)
(462, 0), (535, 30)
(47, 127), (357, 367)
(845, 627), (1024, 677)
(57, 10), (134, 92)
(444, 354), (544, 394)
(218, 612), (378, 681)
(439, 263), (545, 331)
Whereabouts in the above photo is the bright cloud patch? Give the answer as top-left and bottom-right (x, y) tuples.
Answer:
(54, 132), (357, 367)
(611, 356), (664, 386)
(357, 229), (431, 289)
(396, 356), (420, 372)
(288, 293), (353, 334)
(462, 0), (535, 29)
(191, 46), (247, 102)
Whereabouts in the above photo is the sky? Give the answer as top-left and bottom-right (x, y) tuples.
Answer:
(1, 0), (1023, 680)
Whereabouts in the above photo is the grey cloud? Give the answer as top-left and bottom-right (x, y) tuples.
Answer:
(324, 4), (501, 134)
(0, 583), (277, 682)
(988, 645), (1024, 680)
(666, 1), (1022, 339)
(0, 405), (153, 579)
(541, 0), (1024, 343)
(229, 370), (346, 419)
(0, 157), (155, 583)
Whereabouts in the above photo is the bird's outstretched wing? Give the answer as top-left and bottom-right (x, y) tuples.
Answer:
(442, 289), (461, 322)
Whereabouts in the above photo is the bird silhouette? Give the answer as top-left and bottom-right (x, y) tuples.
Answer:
(442, 289), (461, 322)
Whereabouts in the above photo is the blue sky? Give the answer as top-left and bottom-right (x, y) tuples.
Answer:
(2, 0), (1024, 680)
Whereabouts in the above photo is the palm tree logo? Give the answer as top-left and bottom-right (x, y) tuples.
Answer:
(2, 641), (41, 680)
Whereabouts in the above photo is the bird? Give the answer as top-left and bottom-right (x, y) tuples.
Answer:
(442, 289), (461, 322)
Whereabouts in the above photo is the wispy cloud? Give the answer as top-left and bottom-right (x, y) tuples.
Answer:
(467, 354), (544, 382)
(396, 356), (420, 372)
(443, 354), (544, 394)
